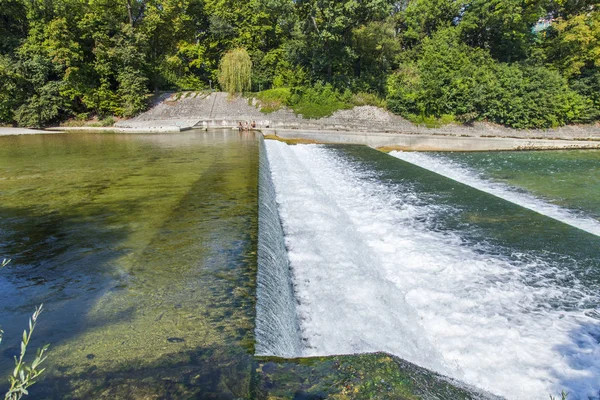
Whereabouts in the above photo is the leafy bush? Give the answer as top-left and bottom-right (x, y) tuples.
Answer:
(288, 83), (352, 119)
(350, 92), (386, 108)
(255, 83), (353, 118)
(386, 28), (590, 129)
(116, 67), (148, 118)
(14, 81), (70, 128)
(404, 113), (457, 128)
(255, 88), (292, 113)
(483, 63), (590, 128)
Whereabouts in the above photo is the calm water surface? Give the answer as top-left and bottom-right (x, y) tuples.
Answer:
(0, 130), (259, 398)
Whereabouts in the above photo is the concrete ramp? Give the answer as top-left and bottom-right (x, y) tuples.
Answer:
(115, 92), (294, 130)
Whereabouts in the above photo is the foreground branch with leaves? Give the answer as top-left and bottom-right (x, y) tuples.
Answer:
(0, 259), (49, 400)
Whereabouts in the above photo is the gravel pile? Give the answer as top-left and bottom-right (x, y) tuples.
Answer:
(328, 106), (398, 122)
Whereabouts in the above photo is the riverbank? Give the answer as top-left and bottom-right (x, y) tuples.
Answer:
(8, 91), (600, 151)
(114, 92), (600, 140)
(0, 127), (62, 136)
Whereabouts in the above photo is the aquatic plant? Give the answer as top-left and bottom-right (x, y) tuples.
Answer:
(0, 259), (49, 400)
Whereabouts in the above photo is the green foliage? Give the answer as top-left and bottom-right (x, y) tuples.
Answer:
(547, 11), (600, 78)
(0, 0), (598, 128)
(350, 92), (386, 108)
(386, 27), (590, 129)
(218, 48), (252, 94)
(255, 83), (354, 118)
(14, 81), (69, 128)
(1, 260), (48, 400)
(5, 305), (48, 400)
(399, 0), (462, 45)
(288, 83), (352, 119)
(255, 87), (292, 113)
(458, 0), (547, 62)
(405, 114), (457, 128)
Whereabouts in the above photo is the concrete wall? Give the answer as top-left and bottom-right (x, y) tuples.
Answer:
(266, 128), (600, 151)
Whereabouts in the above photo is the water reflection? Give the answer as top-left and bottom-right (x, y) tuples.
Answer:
(0, 130), (259, 398)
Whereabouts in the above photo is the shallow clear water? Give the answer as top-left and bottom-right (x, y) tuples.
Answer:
(265, 141), (600, 400)
(0, 131), (259, 398)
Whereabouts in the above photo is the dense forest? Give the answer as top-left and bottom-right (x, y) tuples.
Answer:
(0, 0), (598, 128)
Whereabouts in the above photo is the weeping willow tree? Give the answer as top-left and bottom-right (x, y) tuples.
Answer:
(218, 48), (252, 94)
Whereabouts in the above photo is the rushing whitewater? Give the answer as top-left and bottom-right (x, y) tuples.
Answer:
(264, 140), (600, 400)
(390, 151), (600, 237)
(255, 139), (302, 357)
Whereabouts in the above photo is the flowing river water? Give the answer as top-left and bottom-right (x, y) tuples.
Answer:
(1, 131), (599, 399)
(262, 141), (600, 400)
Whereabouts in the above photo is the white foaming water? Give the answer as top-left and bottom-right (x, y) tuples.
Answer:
(390, 151), (600, 237)
(265, 141), (600, 400)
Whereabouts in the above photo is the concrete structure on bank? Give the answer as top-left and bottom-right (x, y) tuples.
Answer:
(265, 128), (600, 151)
(116, 91), (600, 136)
(111, 91), (600, 150)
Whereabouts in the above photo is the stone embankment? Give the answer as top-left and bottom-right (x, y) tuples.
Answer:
(112, 91), (600, 150)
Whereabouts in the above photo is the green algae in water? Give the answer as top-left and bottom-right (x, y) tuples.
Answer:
(0, 131), (259, 399)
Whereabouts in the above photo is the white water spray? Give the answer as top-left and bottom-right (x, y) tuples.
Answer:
(265, 141), (600, 400)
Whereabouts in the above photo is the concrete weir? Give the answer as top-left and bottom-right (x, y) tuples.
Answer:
(265, 128), (600, 151)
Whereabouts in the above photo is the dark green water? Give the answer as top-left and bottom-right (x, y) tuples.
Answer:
(440, 150), (600, 221)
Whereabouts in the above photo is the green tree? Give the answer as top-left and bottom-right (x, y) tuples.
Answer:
(218, 47), (252, 93)
(291, 0), (394, 84)
(0, 0), (28, 53)
(386, 27), (589, 128)
(458, 0), (547, 62)
(352, 18), (401, 93)
(398, 0), (463, 47)
(548, 11), (600, 78)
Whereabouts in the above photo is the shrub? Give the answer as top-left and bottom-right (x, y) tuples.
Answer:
(14, 81), (70, 128)
(117, 67), (148, 118)
(288, 83), (352, 119)
(255, 88), (292, 113)
(255, 83), (354, 118)
(350, 92), (386, 108)
(386, 27), (589, 129)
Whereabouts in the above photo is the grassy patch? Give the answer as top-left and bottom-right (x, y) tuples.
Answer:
(254, 88), (291, 113)
(254, 84), (383, 119)
(350, 92), (387, 108)
(61, 115), (116, 127)
(405, 113), (457, 128)
(292, 97), (351, 119)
